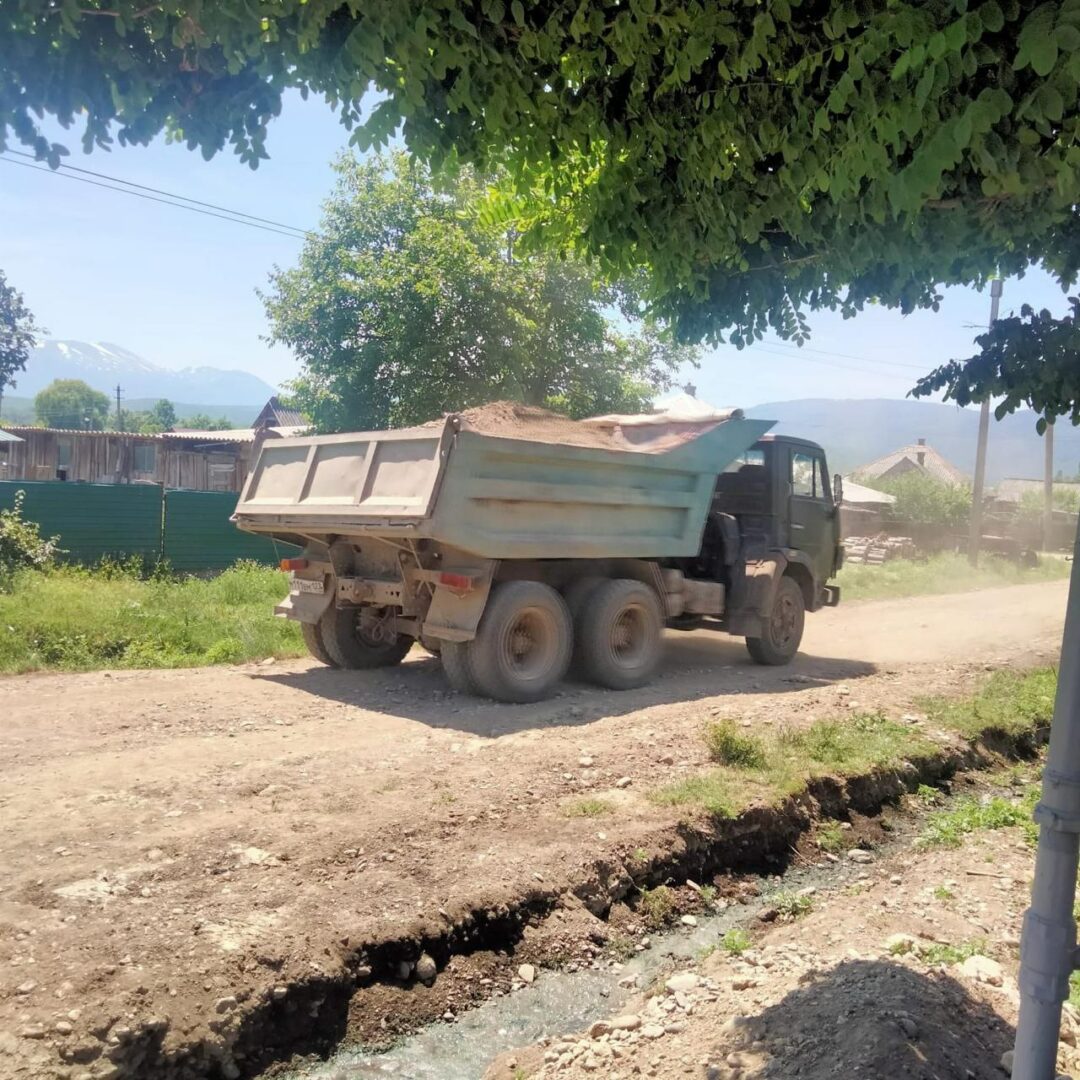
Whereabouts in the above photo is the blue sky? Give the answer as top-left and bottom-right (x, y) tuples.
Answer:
(0, 91), (1072, 408)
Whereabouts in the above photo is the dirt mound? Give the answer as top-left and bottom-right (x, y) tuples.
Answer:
(451, 402), (627, 450)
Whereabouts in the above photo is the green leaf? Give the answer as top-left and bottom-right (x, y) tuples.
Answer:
(511, 0), (525, 26)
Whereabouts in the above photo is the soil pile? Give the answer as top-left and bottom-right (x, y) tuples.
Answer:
(452, 402), (624, 450)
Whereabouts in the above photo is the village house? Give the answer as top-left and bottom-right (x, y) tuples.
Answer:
(851, 436), (969, 486)
(0, 397), (306, 492)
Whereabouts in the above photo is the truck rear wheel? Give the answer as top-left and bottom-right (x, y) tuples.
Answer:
(576, 578), (663, 690)
(301, 620), (338, 667)
(746, 576), (805, 666)
(466, 581), (572, 703)
(318, 606), (414, 669)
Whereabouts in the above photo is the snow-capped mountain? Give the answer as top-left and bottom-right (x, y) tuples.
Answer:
(16, 340), (279, 406)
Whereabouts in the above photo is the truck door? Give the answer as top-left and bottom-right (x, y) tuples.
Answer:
(788, 448), (837, 591)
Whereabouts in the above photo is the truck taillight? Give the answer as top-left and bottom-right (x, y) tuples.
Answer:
(439, 572), (474, 591)
(280, 557), (309, 572)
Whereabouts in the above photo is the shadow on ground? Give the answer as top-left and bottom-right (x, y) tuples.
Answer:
(701, 958), (1013, 1080)
(254, 631), (878, 738)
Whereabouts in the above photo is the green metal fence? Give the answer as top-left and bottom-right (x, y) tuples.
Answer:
(162, 490), (289, 571)
(0, 481), (292, 571)
(0, 480), (163, 563)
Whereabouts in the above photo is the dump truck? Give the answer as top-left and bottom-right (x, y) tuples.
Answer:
(233, 403), (843, 703)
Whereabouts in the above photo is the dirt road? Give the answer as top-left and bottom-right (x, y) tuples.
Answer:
(0, 581), (1067, 1080)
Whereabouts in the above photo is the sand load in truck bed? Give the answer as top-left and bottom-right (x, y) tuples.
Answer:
(234, 404), (771, 561)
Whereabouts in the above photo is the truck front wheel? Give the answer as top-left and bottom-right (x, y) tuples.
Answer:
(577, 579), (663, 690)
(318, 606), (414, 669)
(464, 581), (572, 703)
(746, 576), (805, 666)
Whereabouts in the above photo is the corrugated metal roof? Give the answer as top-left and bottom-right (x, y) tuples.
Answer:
(0, 425), (163, 439)
(0, 428), (24, 443)
(165, 425), (306, 443)
(841, 480), (896, 506)
(996, 477), (1080, 503)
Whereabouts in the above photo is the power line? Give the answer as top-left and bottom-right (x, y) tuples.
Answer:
(759, 337), (932, 373)
(0, 156), (310, 241)
(748, 345), (920, 382)
(3, 148), (313, 237)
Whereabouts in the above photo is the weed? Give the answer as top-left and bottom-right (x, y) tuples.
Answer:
(651, 773), (735, 818)
(606, 934), (637, 962)
(772, 890), (814, 919)
(915, 784), (940, 805)
(562, 797), (613, 818)
(932, 885), (955, 901)
(919, 939), (987, 966)
(638, 885), (676, 930)
(816, 820), (846, 853)
(703, 720), (766, 769)
(919, 792), (1037, 849)
(696, 943), (717, 962)
(922, 667), (1057, 741)
(720, 927), (752, 955)
(0, 560), (303, 673)
(698, 884), (717, 905)
(631, 847), (649, 864)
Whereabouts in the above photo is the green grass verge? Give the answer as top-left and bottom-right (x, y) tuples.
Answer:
(653, 710), (935, 820)
(0, 561), (303, 673)
(919, 791), (1039, 848)
(921, 667), (1057, 740)
(653, 670), (1056, 822)
(837, 552), (1070, 602)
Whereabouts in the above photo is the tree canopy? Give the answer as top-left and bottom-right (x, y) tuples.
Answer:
(35, 379), (110, 430)
(0, 269), (42, 399)
(4, 1), (1078, 413)
(262, 152), (696, 432)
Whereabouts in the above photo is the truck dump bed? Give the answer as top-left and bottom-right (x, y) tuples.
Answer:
(234, 408), (772, 560)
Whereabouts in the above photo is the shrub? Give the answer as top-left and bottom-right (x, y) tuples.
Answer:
(703, 719), (766, 768)
(0, 491), (61, 585)
(867, 471), (971, 529)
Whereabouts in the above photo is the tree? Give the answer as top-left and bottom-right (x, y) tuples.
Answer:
(865, 471), (972, 530)
(175, 413), (234, 431)
(0, 269), (42, 403)
(3, 2), (1079, 414)
(147, 399), (176, 432)
(34, 379), (110, 430)
(262, 153), (695, 432)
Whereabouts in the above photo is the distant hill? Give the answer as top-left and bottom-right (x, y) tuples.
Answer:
(744, 398), (1080, 486)
(10, 340), (278, 407)
(0, 396), (257, 428)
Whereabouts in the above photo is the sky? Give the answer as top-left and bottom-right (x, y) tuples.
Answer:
(0, 91), (1073, 409)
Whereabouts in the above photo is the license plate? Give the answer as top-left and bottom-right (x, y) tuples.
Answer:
(294, 578), (325, 595)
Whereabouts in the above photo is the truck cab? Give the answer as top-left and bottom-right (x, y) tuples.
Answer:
(671, 433), (842, 664)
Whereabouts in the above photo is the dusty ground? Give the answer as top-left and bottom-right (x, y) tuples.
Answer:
(0, 580), (1068, 1080)
(488, 770), (1074, 1080)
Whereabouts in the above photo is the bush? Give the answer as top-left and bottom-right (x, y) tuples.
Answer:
(867, 472), (971, 529)
(0, 491), (61, 585)
(703, 719), (766, 768)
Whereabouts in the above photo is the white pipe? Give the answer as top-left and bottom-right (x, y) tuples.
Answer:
(1013, 522), (1080, 1080)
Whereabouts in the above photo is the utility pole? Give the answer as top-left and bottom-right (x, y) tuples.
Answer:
(967, 278), (1003, 566)
(1012, 525), (1080, 1080)
(1044, 422), (1055, 552)
(115, 384), (123, 432)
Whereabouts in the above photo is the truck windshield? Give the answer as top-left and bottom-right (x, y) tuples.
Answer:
(723, 448), (765, 473)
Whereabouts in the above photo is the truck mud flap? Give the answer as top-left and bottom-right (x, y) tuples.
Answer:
(275, 588), (333, 625)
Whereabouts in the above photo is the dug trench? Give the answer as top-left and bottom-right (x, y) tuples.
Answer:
(84, 720), (1047, 1080)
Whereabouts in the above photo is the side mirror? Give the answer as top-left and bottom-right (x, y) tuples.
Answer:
(833, 473), (844, 507)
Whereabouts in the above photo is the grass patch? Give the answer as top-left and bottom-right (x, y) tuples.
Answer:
(932, 885), (955, 901)
(0, 560), (303, 673)
(922, 667), (1057, 740)
(816, 820), (846, 853)
(919, 791), (1038, 848)
(703, 719), (766, 768)
(919, 939), (988, 966)
(637, 885), (676, 930)
(653, 710), (934, 819)
(562, 796), (613, 818)
(772, 890), (814, 919)
(720, 928), (752, 955)
(837, 552), (1070, 602)
(915, 783), (941, 805)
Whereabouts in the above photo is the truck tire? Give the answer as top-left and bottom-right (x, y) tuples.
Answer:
(440, 641), (477, 694)
(318, 606), (414, 669)
(466, 581), (572, 703)
(576, 578), (664, 690)
(746, 576), (805, 666)
(301, 620), (338, 667)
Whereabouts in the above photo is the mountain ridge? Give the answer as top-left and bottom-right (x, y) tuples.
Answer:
(11, 340), (279, 407)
